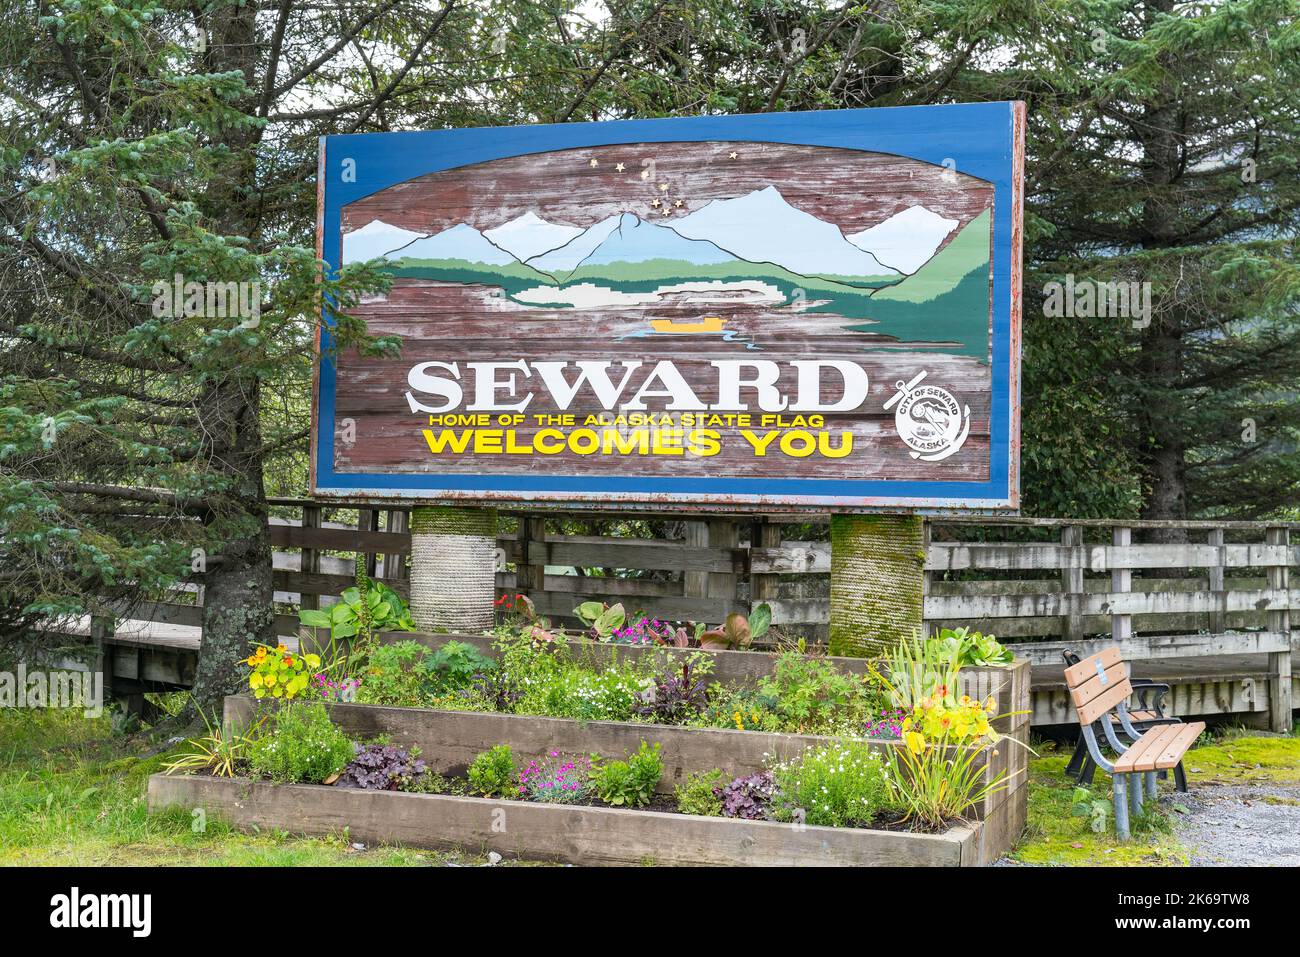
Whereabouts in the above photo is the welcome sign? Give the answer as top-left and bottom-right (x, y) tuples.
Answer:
(312, 103), (1023, 509)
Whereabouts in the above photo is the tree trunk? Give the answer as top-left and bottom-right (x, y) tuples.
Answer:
(184, 0), (271, 720)
(188, 375), (274, 719)
(1134, 0), (1189, 543)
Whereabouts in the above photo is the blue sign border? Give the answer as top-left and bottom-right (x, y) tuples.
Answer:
(314, 102), (1022, 509)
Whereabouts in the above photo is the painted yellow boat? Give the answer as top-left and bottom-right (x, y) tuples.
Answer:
(649, 315), (727, 333)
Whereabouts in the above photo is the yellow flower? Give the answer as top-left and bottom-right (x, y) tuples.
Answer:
(275, 644), (288, 654)
(904, 730), (926, 755)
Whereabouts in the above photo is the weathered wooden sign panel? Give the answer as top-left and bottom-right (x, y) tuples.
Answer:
(313, 103), (1024, 509)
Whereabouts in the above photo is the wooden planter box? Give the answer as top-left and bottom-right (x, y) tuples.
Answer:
(148, 774), (998, 867)
(223, 693), (1027, 861)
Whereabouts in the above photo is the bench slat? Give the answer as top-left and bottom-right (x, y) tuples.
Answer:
(1150, 722), (1205, 771)
(1114, 722), (1205, 772)
(1076, 671), (1134, 725)
(1114, 724), (1181, 773)
(1064, 646), (1122, 689)
(1109, 709), (1159, 724)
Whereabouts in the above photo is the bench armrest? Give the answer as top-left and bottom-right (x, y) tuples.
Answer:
(1130, 681), (1171, 716)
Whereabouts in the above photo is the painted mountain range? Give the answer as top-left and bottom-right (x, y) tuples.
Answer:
(340, 186), (993, 358)
(343, 186), (953, 284)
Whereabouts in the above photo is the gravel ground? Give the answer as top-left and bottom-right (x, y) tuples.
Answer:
(1172, 784), (1300, 866)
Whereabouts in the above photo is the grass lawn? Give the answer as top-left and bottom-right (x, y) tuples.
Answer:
(4, 707), (1297, 867)
(0, 709), (503, 867)
(1009, 726), (1300, 866)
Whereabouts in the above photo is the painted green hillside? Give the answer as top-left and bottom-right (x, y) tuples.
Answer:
(566, 258), (900, 294)
(871, 208), (991, 303)
(386, 258), (558, 294)
(843, 264), (991, 359)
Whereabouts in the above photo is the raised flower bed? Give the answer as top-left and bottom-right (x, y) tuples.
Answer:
(206, 690), (1026, 864)
(155, 621), (1030, 866)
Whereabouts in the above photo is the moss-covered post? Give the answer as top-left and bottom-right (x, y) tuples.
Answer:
(828, 514), (926, 657)
(408, 505), (498, 632)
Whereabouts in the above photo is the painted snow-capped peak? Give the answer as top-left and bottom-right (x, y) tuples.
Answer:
(342, 219), (427, 264)
(670, 186), (898, 279)
(525, 214), (624, 275)
(386, 223), (518, 266)
(847, 206), (960, 274)
(484, 212), (584, 262)
(576, 213), (733, 268)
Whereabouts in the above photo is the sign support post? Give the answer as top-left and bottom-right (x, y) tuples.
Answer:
(828, 514), (926, 657)
(408, 505), (498, 632)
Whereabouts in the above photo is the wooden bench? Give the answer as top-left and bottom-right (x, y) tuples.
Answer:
(1061, 650), (1188, 792)
(1065, 647), (1205, 839)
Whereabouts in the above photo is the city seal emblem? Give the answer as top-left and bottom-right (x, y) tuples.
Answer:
(883, 370), (971, 462)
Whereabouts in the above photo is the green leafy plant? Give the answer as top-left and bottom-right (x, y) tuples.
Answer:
(1071, 786), (1111, 833)
(674, 768), (725, 817)
(244, 643), (322, 700)
(880, 687), (1017, 830)
(162, 708), (264, 777)
(247, 701), (355, 784)
(467, 744), (517, 797)
(299, 581), (416, 657)
(770, 741), (892, 828)
(574, 601), (626, 640)
(886, 635), (963, 709)
(423, 640), (497, 695)
(929, 627), (1012, 666)
(702, 608), (759, 655)
(594, 740), (662, 807)
(354, 640), (431, 706)
(755, 650), (880, 734)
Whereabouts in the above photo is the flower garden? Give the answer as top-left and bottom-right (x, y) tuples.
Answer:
(149, 589), (1030, 866)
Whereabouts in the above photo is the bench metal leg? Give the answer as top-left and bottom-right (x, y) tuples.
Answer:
(1078, 753), (1098, 788)
(1113, 774), (1130, 840)
(1144, 771), (1157, 799)
(1129, 773), (1144, 819)
(1065, 739), (1088, 778)
(1173, 762), (1189, 793)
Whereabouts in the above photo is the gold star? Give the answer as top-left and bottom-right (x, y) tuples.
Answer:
(650, 198), (661, 208)
(661, 207), (671, 216)
(729, 151), (738, 160)
(640, 169), (650, 180)
(658, 183), (669, 192)
(589, 158), (599, 168)
(615, 162), (626, 172)
(674, 199), (683, 208)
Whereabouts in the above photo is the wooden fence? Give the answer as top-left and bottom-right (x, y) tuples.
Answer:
(77, 499), (1300, 729)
